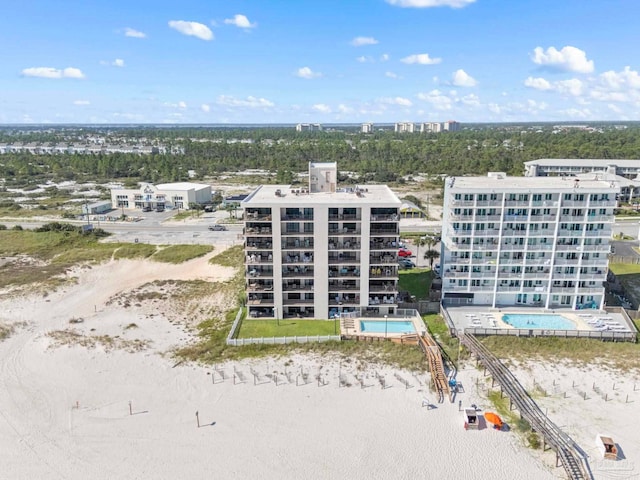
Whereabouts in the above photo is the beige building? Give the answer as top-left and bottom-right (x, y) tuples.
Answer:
(111, 182), (212, 210)
(243, 162), (402, 320)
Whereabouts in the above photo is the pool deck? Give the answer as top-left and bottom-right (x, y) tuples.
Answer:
(442, 305), (637, 340)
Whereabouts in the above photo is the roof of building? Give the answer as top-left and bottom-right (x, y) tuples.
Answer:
(448, 174), (618, 191)
(243, 184), (401, 206)
(155, 182), (211, 191)
(524, 158), (640, 167)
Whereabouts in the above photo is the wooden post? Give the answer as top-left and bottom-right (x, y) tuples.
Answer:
(129, 401), (132, 416)
(196, 411), (200, 428)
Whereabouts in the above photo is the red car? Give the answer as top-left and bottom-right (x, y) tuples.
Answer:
(398, 248), (412, 257)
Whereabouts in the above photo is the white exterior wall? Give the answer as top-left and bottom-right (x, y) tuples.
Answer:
(110, 183), (211, 210)
(441, 175), (618, 310)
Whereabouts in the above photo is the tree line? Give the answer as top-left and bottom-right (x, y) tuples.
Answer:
(1, 127), (640, 187)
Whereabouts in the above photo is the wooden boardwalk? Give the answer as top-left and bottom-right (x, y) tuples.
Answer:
(418, 334), (451, 403)
(461, 333), (592, 480)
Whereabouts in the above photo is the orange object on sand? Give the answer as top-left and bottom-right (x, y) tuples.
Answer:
(484, 412), (503, 429)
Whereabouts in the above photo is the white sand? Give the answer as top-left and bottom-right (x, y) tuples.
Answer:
(1, 250), (616, 479)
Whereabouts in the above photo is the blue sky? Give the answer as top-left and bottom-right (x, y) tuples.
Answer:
(2, 0), (639, 124)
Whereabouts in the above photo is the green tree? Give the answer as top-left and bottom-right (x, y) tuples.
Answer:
(424, 249), (440, 269)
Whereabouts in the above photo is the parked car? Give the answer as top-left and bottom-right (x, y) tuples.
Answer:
(433, 263), (441, 274)
(398, 258), (415, 269)
(208, 224), (227, 231)
(398, 248), (413, 257)
(142, 206), (152, 212)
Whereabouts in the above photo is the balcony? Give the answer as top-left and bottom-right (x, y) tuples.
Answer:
(282, 229), (314, 236)
(329, 295), (359, 306)
(370, 214), (399, 221)
(247, 267), (273, 278)
(329, 267), (360, 277)
(283, 297), (315, 305)
(368, 295), (397, 305)
(246, 241), (272, 250)
(245, 226), (272, 235)
(328, 228), (361, 236)
(328, 255), (359, 264)
(283, 283), (314, 292)
(329, 213), (361, 221)
(370, 267), (397, 278)
(329, 239), (361, 250)
(247, 282), (274, 292)
(282, 267), (313, 277)
(328, 282), (360, 291)
(246, 253), (273, 264)
(281, 214), (314, 221)
(369, 255), (397, 264)
(369, 282), (397, 293)
(283, 253), (314, 264)
(247, 294), (274, 305)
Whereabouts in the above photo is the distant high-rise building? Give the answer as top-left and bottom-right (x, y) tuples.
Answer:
(361, 123), (373, 134)
(420, 122), (441, 133)
(394, 122), (415, 133)
(442, 120), (461, 132)
(296, 123), (323, 132)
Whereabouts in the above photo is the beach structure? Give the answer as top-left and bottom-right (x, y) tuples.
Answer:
(110, 182), (212, 211)
(595, 434), (618, 460)
(464, 409), (479, 430)
(441, 173), (618, 310)
(242, 162), (402, 320)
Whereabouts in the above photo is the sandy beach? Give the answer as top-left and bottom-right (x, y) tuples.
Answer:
(1, 249), (635, 479)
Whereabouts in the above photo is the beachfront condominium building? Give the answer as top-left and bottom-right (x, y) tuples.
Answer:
(395, 122), (415, 133)
(441, 173), (618, 310)
(361, 123), (374, 134)
(242, 162), (402, 320)
(442, 120), (461, 132)
(296, 123), (323, 132)
(420, 122), (441, 133)
(524, 158), (640, 179)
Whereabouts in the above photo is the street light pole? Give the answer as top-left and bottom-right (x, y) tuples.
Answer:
(384, 314), (388, 339)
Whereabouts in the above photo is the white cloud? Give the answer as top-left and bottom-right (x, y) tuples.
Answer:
(112, 58), (125, 67)
(524, 76), (552, 90)
(416, 89), (452, 109)
(168, 20), (213, 41)
(350, 36), (378, 47)
(201, 104), (210, 113)
(21, 67), (85, 79)
(379, 96), (413, 107)
(386, 0), (475, 7)
(356, 56), (374, 63)
(217, 95), (275, 108)
(531, 46), (594, 73)
(385, 71), (399, 79)
(400, 53), (441, 65)
(178, 101), (187, 109)
(162, 101), (187, 109)
(312, 104), (332, 113)
(338, 104), (354, 114)
(452, 69), (477, 87)
(380, 54), (390, 62)
(599, 66), (640, 90)
(73, 100), (90, 105)
(124, 27), (146, 38)
(559, 107), (592, 118)
(555, 78), (584, 97)
(295, 67), (321, 79)
(224, 14), (256, 29)
(608, 103), (623, 114)
(460, 93), (480, 106)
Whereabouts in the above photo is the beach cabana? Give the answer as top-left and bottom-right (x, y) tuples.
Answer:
(595, 434), (618, 460)
(464, 409), (479, 430)
(484, 412), (503, 430)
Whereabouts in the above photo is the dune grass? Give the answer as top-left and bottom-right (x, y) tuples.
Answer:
(208, 244), (243, 267)
(152, 245), (213, 264)
(113, 244), (157, 260)
(480, 336), (640, 371)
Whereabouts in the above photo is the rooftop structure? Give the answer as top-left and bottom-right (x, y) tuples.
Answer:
(242, 163), (402, 320)
(441, 173), (618, 310)
(524, 158), (640, 179)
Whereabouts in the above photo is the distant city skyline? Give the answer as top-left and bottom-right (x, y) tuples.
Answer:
(2, 0), (639, 124)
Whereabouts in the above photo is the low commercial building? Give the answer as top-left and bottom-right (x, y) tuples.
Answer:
(110, 182), (212, 210)
(81, 200), (112, 215)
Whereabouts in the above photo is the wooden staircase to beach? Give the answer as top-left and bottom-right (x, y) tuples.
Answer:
(461, 333), (591, 480)
(418, 334), (451, 403)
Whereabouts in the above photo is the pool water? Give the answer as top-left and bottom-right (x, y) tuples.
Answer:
(502, 314), (575, 330)
(360, 320), (415, 334)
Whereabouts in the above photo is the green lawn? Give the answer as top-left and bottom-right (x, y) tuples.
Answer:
(236, 319), (339, 338)
(398, 267), (432, 300)
(609, 263), (640, 307)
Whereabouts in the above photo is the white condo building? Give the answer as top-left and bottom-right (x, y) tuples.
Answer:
(110, 182), (212, 210)
(395, 122), (415, 133)
(441, 173), (618, 310)
(242, 162), (402, 320)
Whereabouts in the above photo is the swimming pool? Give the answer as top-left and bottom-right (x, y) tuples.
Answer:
(501, 314), (576, 330)
(360, 320), (415, 334)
